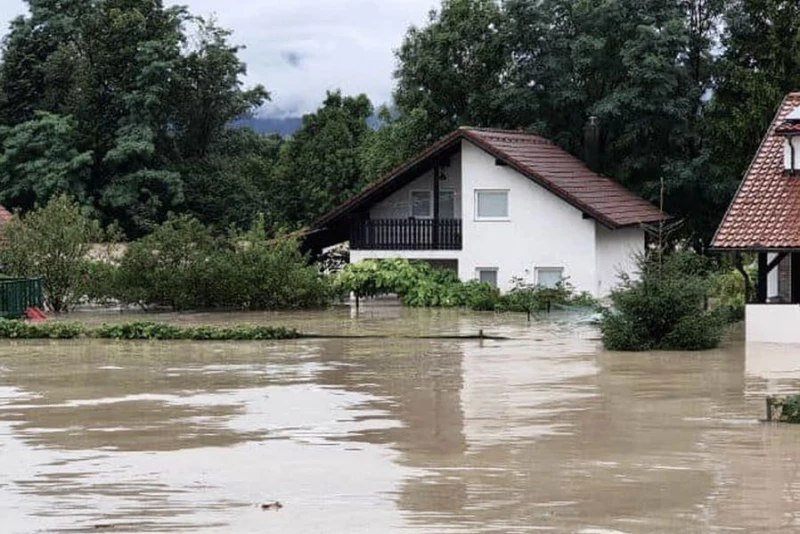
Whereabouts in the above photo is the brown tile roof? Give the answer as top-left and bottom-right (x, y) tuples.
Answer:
(774, 121), (800, 135)
(713, 93), (800, 250)
(313, 127), (666, 231)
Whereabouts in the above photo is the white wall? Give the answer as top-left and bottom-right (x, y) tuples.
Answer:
(459, 140), (598, 294)
(351, 139), (647, 297)
(369, 155), (462, 219)
(595, 225), (644, 296)
(746, 304), (800, 344)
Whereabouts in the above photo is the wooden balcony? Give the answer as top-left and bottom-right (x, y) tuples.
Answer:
(350, 218), (462, 251)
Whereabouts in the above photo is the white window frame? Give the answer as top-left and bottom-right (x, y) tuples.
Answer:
(535, 267), (564, 289)
(410, 189), (457, 219)
(474, 189), (510, 221)
(476, 267), (499, 287)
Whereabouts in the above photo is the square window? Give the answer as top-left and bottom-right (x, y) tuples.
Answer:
(477, 268), (498, 287)
(476, 190), (509, 219)
(536, 268), (564, 289)
(411, 191), (432, 218)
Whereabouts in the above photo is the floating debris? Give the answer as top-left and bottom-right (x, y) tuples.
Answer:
(261, 501), (283, 511)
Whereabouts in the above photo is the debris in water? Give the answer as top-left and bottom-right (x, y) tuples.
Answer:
(261, 501), (283, 511)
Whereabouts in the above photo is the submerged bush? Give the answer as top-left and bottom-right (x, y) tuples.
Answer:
(601, 251), (726, 351)
(0, 319), (299, 340)
(101, 215), (332, 311)
(336, 259), (594, 312)
(0, 196), (107, 312)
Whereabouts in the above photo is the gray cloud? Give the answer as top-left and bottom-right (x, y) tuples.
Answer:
(0, 0), (437, 117)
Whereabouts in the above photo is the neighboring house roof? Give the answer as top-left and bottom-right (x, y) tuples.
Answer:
(713, 93), (800, 250)
(312, 127), (666, 235)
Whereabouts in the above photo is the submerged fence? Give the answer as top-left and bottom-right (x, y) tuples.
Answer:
(0, 278), (44, 319)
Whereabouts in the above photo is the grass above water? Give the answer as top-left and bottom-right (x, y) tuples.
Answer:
(0, 320), (300, 341)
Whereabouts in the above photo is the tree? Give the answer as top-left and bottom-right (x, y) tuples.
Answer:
(0, 112), (93, 209)
(0, 0), (268, 236)
(270, 91), (373, 227)
(0, 195), (105, 312)
(180, 128), (283, 231)
(394, 0), (507, 140)
(359, 107), (431, 182)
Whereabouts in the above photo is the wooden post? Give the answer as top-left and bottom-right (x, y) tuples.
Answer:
(792, 253), (800, 304)
(757, 253), (768, 303)
(433, 163), (440, 250)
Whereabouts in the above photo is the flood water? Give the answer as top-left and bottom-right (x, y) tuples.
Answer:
(1, 305), (800, 533)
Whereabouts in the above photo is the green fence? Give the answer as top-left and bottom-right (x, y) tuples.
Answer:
(0, 278), (44, 319)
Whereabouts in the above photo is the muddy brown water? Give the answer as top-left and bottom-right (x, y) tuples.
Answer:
(1, 305), (800, 533)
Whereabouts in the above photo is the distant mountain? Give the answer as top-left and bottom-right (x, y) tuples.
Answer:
(233, 117), (304, 137)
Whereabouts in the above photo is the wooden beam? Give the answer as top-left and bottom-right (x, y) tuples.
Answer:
(757, 253), (768, 303)
(792, 253), (800, 304)
(767, 252), (788, 273)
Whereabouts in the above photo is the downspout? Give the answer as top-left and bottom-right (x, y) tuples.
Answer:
(791, 135), (796, 176)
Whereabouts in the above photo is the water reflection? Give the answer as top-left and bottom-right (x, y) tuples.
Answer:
(0, 310), (799, 533)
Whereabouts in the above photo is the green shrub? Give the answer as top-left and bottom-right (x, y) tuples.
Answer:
(709, 268), (748, 323)
(0, 319), (300, 341)
(0, 195), (107, 312)
(111, 215), (332, 311)
(336, 259), (592, 313)
(601, 251), (726, 351)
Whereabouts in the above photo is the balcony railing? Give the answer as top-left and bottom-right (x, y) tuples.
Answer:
(350, 218), (462, 251)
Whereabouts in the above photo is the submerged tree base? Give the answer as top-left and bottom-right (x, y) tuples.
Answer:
(0, 320), (300, 341)
(766, 395), (800, 424)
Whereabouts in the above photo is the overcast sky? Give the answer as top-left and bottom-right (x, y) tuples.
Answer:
(0, 0), (437, 117)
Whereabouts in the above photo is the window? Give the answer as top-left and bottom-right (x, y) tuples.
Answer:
(536, 267), (564, 289)
(475, 190), (509, 219)
(439, 190), (456, 219)
(477, 268), (498, 287)
(411, 191), (432, 218)
(411, 190), (456, 218)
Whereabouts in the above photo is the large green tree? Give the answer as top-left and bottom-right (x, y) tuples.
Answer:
(394, 0), (507, 140)
(270, 91), (373, 228)
(0, 0), (268, 235)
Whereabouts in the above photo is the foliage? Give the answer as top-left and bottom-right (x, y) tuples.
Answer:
(269, 91), (374, 227)
(769, 395), (800, 424)
(335, 259), (592, 312)
(0, 112), (92, 208)
(0, 0), (268, 236)
(0, 195), (105, 312)
(0, 319), (299, 340)
(115, 215), (216, 311)
(91, 321), (299, 341)
(179, 129), (283, 232)
(394, 0), (507, 140)
(109, 215), (331, 311)
(709, 267), (750, 323)
(601, 251), (726, 351)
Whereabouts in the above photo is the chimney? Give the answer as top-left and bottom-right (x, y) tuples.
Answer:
(583, 116), (601, 172)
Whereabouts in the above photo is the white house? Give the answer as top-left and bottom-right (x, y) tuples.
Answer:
(713, 92), (800, 343)
(307, 127), (667, 297)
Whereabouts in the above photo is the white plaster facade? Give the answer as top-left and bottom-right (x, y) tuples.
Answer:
(746, 304), (800, 344)
(350, 140), (645, 297)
